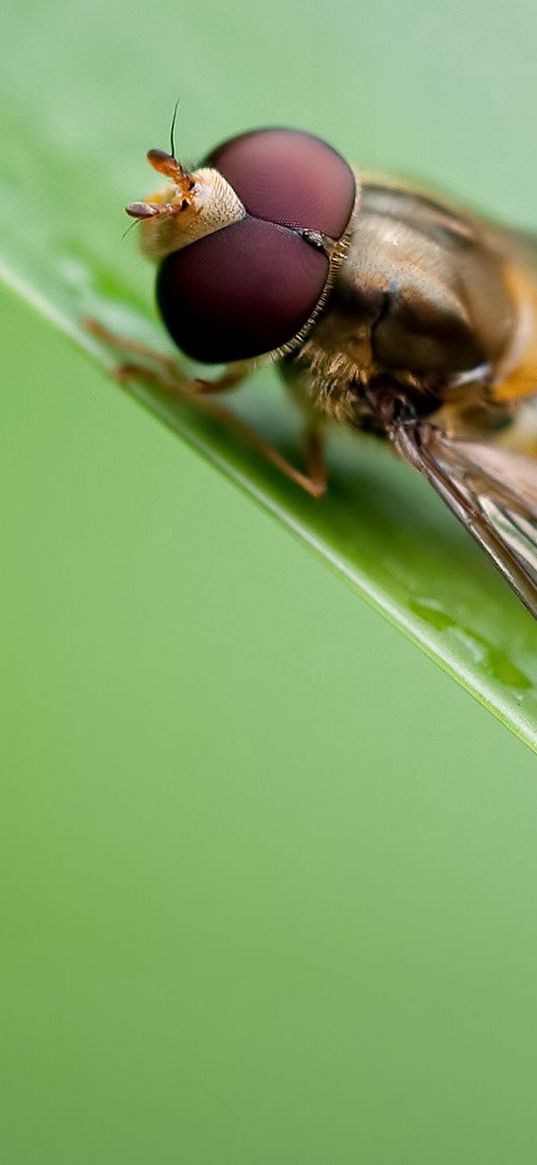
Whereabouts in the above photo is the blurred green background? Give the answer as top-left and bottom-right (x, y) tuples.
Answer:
(4, 0), (537, 1161)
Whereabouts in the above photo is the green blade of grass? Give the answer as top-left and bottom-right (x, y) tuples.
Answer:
(3, 0), (537, 751)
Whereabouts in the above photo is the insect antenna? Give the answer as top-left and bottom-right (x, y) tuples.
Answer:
(170, 98), (180, 159)
(122, 217), (141, 242)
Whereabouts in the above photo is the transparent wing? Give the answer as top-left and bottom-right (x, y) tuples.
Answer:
(391, 420), (537, 618)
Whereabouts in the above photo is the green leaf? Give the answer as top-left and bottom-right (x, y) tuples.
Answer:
(3, 0), (537, 751)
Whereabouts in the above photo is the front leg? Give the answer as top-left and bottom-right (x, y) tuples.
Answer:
(86, 317), (327, 498)
(85, 317), (249, 395)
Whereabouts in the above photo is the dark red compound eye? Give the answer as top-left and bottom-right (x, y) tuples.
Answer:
(157, 216), (329, 363)
(156, 128), (356, 364)
(207, 128), (356, 238)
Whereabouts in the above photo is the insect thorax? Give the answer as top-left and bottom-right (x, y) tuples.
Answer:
(281, 181), (524, 430)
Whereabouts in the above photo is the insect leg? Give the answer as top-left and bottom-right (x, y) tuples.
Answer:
(93, 343), (327, 498)
(85, 315), (251, 394)
(85, 317), (183, 379)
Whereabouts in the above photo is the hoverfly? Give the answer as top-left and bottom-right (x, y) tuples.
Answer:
(89, 125), (537, 618)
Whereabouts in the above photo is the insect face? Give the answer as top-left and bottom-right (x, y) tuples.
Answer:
(128, 128), (356, 363)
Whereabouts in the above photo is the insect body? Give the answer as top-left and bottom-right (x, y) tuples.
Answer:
(110, 126), (537, 618)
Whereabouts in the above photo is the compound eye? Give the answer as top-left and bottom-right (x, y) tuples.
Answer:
(156, 215), (329, 364)
(207, 128), (355, 239)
